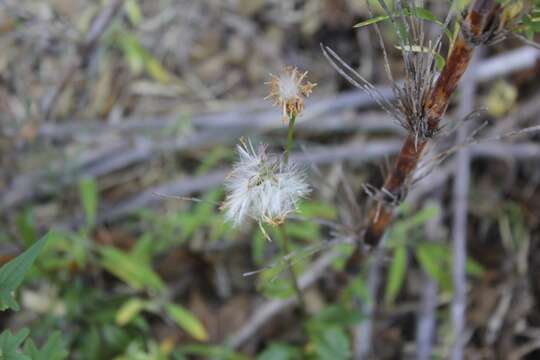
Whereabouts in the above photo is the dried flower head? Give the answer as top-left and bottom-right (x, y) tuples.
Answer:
(266, 66), (317, 122)
(222, 139), (310, 228)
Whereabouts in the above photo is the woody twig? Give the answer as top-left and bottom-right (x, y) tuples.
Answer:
(361, 0), (501, 249)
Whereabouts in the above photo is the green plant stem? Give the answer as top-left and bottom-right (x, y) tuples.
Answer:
(283, 114), (296, 165)
(277, 223), (306, 312)
(280, 114), (304, 310)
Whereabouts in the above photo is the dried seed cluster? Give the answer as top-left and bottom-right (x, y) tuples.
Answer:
(394, 42), (440, 143)
(266, 66), (317, 122)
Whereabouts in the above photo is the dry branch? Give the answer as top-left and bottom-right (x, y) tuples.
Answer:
(58, 140), (540, 229)
(450, 53), (479, 360)
(40, 0), (125, 120)
(361, 0), (501, 248)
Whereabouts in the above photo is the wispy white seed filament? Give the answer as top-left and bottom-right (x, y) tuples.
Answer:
(223, 140), (310, 228)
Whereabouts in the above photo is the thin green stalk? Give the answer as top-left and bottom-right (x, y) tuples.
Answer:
(283, 114), (296, 165)
(277, 223), (306, 312)
(279, 113), (305, 311)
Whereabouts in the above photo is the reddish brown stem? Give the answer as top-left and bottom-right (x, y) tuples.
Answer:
(360, 0), (500, 250)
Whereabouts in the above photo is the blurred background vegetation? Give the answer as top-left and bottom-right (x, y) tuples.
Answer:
(1, 0), (540, 359)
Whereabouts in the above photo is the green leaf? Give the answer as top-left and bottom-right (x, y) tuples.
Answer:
(389, 204), (439, 242)
(15, 209), (38, 247)
(258, 278), (295, 300)
(309, 304), (364, 329)
(124, 0), (142, 25)
(251, 231), (267, 265)
(434, 53), (446, 72)
(413, 7), (439, 23)
(354, 15), (390, 28)
(165, 303), (208, 341)
(403, 204), (439, 229)
(23, 332), (68, 360)
(257, 254), (297, 299)
(283, 222), (319, 242)
(384, 245), (407, 305)
(345, 273), (370, 304)
(465, 257), (484, 276)
(116, 298), (147, 326)
(79, 177), (98, 228)
(130, 234), (154, 264)
(415, 243), (451, 291)
(99, 246), (164, 292)
(257, 343), (300, 360)
(312, 327), (351, 360)
(414, 7), (453, 40)
(114, 32), (177, 84)
(177, 344), (245, 360)
(354, 7), (452, 41)
(297, 200), (337, 220)
(0, 235), (49, 311)
(0, 328), (31, 360)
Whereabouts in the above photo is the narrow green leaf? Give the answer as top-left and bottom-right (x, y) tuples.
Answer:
(414, 7), (439, 23)
(124, 0), (142, 25)
(15, 209), (38, 247)
(297, 200), (337, 220)
(354, 15), (390, 28)
(99, 246), (164, 292)
(415, 243), (451, 291)
(79, 177), (98, 228)
(257, 343), (300, 360)
(354, 7), (452, 41)
(385, 245), (407, 305)
(414, 7), (453, 40)
(116, 298), (146, 326)
(0, 235), (49, 311)
(434, 53), (446, 72)
(165, 303), (208, 341)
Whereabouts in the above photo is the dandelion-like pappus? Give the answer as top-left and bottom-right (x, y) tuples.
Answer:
(222, 140), (310, 228)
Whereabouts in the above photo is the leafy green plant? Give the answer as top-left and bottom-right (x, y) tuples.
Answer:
(253, 200), (337, 299)
(0, 234), (49, 311)
(0, 233), (69, 359)
(174, 344), (247, 360)
(382, 205), (484, 305)
(165, 304), (209, 342)
(256, 343), (301, 360)
(305, 305), (360, 359)
(0, 329), (67, 360)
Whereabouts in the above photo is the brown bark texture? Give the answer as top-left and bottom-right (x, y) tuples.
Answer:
(354, 0), (501, 257)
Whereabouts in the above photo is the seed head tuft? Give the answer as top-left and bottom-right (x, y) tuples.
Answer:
(266, 66), (317, 123)
(222, 139), (311, 228)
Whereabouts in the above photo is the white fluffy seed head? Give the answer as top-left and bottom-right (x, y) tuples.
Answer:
(278, 71), (301, 100)
(223, 140), (310, 228)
